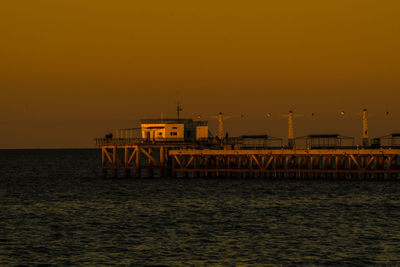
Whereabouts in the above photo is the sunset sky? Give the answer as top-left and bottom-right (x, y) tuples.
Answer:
(1, 0), (399, 148)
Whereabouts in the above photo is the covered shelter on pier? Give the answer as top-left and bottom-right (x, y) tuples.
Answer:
(233, 135), (283, 149)
(372, 133), (400, 148)
(296, 134), (354, 149)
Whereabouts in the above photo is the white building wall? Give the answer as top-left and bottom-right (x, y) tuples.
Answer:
(141, 124), (166, 140)
(164, 124), (184, 139)
(196, 126), (209, 140)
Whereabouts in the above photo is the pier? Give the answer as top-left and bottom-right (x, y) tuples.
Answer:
(96, 112), (400, 179)
(96, 139), (400, 179)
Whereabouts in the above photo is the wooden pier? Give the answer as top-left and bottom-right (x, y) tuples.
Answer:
(170, 149), (400, 179)
(97, 139), (400, 179)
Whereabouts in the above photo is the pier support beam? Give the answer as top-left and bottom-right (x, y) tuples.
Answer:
(99, 144), (400, 179)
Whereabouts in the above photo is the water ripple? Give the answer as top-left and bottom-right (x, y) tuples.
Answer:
(1, 150), (400, 265)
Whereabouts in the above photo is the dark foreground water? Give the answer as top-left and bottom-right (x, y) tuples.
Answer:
(1, 149), (400, 265)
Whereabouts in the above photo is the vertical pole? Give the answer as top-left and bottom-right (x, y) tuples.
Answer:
(113, 146), (117, 178)
(285, 156), (289, 178)
(288, 110), (294, 148)
(204, 156), (207, 177)
(335, 156), (338, 179)
(148, 147), (153, 178)
(348, 157), (352, 179)
(228, 156), (232, 177)
(362, 109), (369, 147)
(102, 147), (107, 178)
(167, 149), (173, 177)
(124, 146), (130, 178)
(238, 156), (241, 178)
(172, 154), (176, 178)
(218, 112), (224, 140)
(183, 155), (189, 178)
(216, 156), (219, 177)
(297, 157), (301, 179)
(387, 156), (392, 175)
(201, 156), (205, 177)
(249, 155), (253, 178)
(361, 156), (365, 179)
(160, 146), (165, 178)
(194, 155), (200, 178)
(136, 146), (141, 178)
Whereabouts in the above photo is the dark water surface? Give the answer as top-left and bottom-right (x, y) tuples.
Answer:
(1, 149), (400, 265)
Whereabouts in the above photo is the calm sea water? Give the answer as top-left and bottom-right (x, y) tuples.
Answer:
(1, 149), (400, 265)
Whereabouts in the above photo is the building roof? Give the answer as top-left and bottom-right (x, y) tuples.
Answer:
(141, 118), (193, 124)
(141, 118), (208, 125)
(308, 134), (340, 138)
(240, 135), (269, 139)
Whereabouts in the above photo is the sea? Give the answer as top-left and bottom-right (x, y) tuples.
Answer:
(1, 149), (400, 265)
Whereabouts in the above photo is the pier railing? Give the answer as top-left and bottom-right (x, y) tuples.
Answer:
(95, 138), (196, 146)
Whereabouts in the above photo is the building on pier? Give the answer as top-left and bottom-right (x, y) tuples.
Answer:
(236, 135), (283, 149)
(140, 118), (209, 142)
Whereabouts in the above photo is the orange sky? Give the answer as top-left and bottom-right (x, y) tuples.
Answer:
(1, 0), (400, 148)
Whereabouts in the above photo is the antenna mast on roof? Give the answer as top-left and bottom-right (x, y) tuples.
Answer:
(177, 101), (183, 120)
(176, 91), (184, 121)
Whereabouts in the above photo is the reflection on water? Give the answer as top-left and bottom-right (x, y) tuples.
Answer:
(1, 149), (400, 265)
